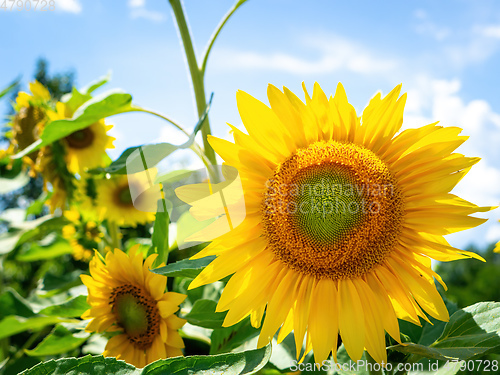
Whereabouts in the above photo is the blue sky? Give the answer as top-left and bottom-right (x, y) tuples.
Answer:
(2, 0), (500, 248)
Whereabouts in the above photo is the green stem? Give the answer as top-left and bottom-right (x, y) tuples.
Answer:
(108, 221), (121, 250)
(200, 0), (248, 76)
(169, 0), (217, 166)
(133, 108), (190, 137)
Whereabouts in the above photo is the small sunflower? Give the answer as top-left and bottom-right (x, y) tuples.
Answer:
(62, 210), (103, 262)
(177, 83), (491, 364)
(49, 102), (115, 174)
(81, 246), (187, 367)
(96, 169), (159, 227)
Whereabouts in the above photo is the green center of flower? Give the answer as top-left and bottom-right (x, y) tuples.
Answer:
(115, 293), (149, 337)
(110, 284), (161, 350)
(262, 140), (405, 280)
(118, 186), (133, 205)
(291, 164), (364, 245)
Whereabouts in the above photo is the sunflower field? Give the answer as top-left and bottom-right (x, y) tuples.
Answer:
(1, 1), (500, 375)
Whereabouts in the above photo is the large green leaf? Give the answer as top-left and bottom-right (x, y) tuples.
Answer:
(142, 344), (271, 374)
(25, 324), (90, 357)
(0, 288), (35, 320)
(16, 237), (73, 262)
(38, 295), (89, 318)
(12, 90), (137, 159)
(152, 256), (215, 279)
(0, 316), (75, 340)
(89, 93), (213, 175)
(184, 299), (227, 329)
(389, 302), (500, 361)
(20, 345), (271, 374)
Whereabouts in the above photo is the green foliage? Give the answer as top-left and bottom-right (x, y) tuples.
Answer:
(20, 345), (271, 375)
(183, 299), (227, 329)
(389, 302), (500, 362)
(152, 256), (215, 279)
(436, 244), (500, 308)
(25, 324), (90, 357)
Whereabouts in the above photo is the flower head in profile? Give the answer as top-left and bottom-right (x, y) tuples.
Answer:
(81, 245), (186, 367)
(177, 83), (491, 364)
(7, 81), (51, 166)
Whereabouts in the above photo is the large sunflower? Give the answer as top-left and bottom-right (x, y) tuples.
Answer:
(96, 169), (159, 227)
(49, 102), (115, 174)
(177, 83), (490, 364)
(81, 246), (187, 367)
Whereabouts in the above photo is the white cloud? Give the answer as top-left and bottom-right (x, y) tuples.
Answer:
(127, 0), (165, 22)
(130, 8), (166, 22)
(413, 9), (451, 41)
(476, 25), (500, 39)
(128, 0), (146, 8)
(213, 35), (398, 75)
(56, 0), (82, 14)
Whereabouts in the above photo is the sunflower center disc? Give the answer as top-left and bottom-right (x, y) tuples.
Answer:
(65, 126), (95, 149)
(117, 186), (133, 205)
(262, 140), (404, 280)
(110, 284), (161, 349)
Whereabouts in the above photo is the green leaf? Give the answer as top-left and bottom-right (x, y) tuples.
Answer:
(389, 302), (500, 361)
(16, 237), (72, 262)
(61, 87), (92, 115)
(151, 256), (215, 279)
(142, 344), (271, 374)
(12, 90), (137, 159)
(89, 93), (213, 175)
(0, 316), (74, 340)
(19, 355), (137, 375)
(150, 198), (172, 267)
(210, 317), (259, 355)
(25, 324), (90, 357)
(184, 299), (227, 329)
(20, 345), (271, 374)
(0, 288), (35, 320)
(38, 295), (89, 318)
(80, 72), (111, 95)
(0, 78), (19, 100)
(0, 172), (30, 194)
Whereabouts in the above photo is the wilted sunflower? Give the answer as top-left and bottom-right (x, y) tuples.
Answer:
(8, 81), (51, 166)
(177, 83), (490, 364)
(96, 169), (159, 227)
(81, 246), (187, 367)
(49, 102), (115, 174)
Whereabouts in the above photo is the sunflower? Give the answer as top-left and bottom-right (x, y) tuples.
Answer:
(177, 83), (491, 364)
(8, 81), (51, 166)
(62, 210), (103, 262)
(96, 169), (159, 227)
(81, 246), (187, 367)
(49, 102), (115, 174)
